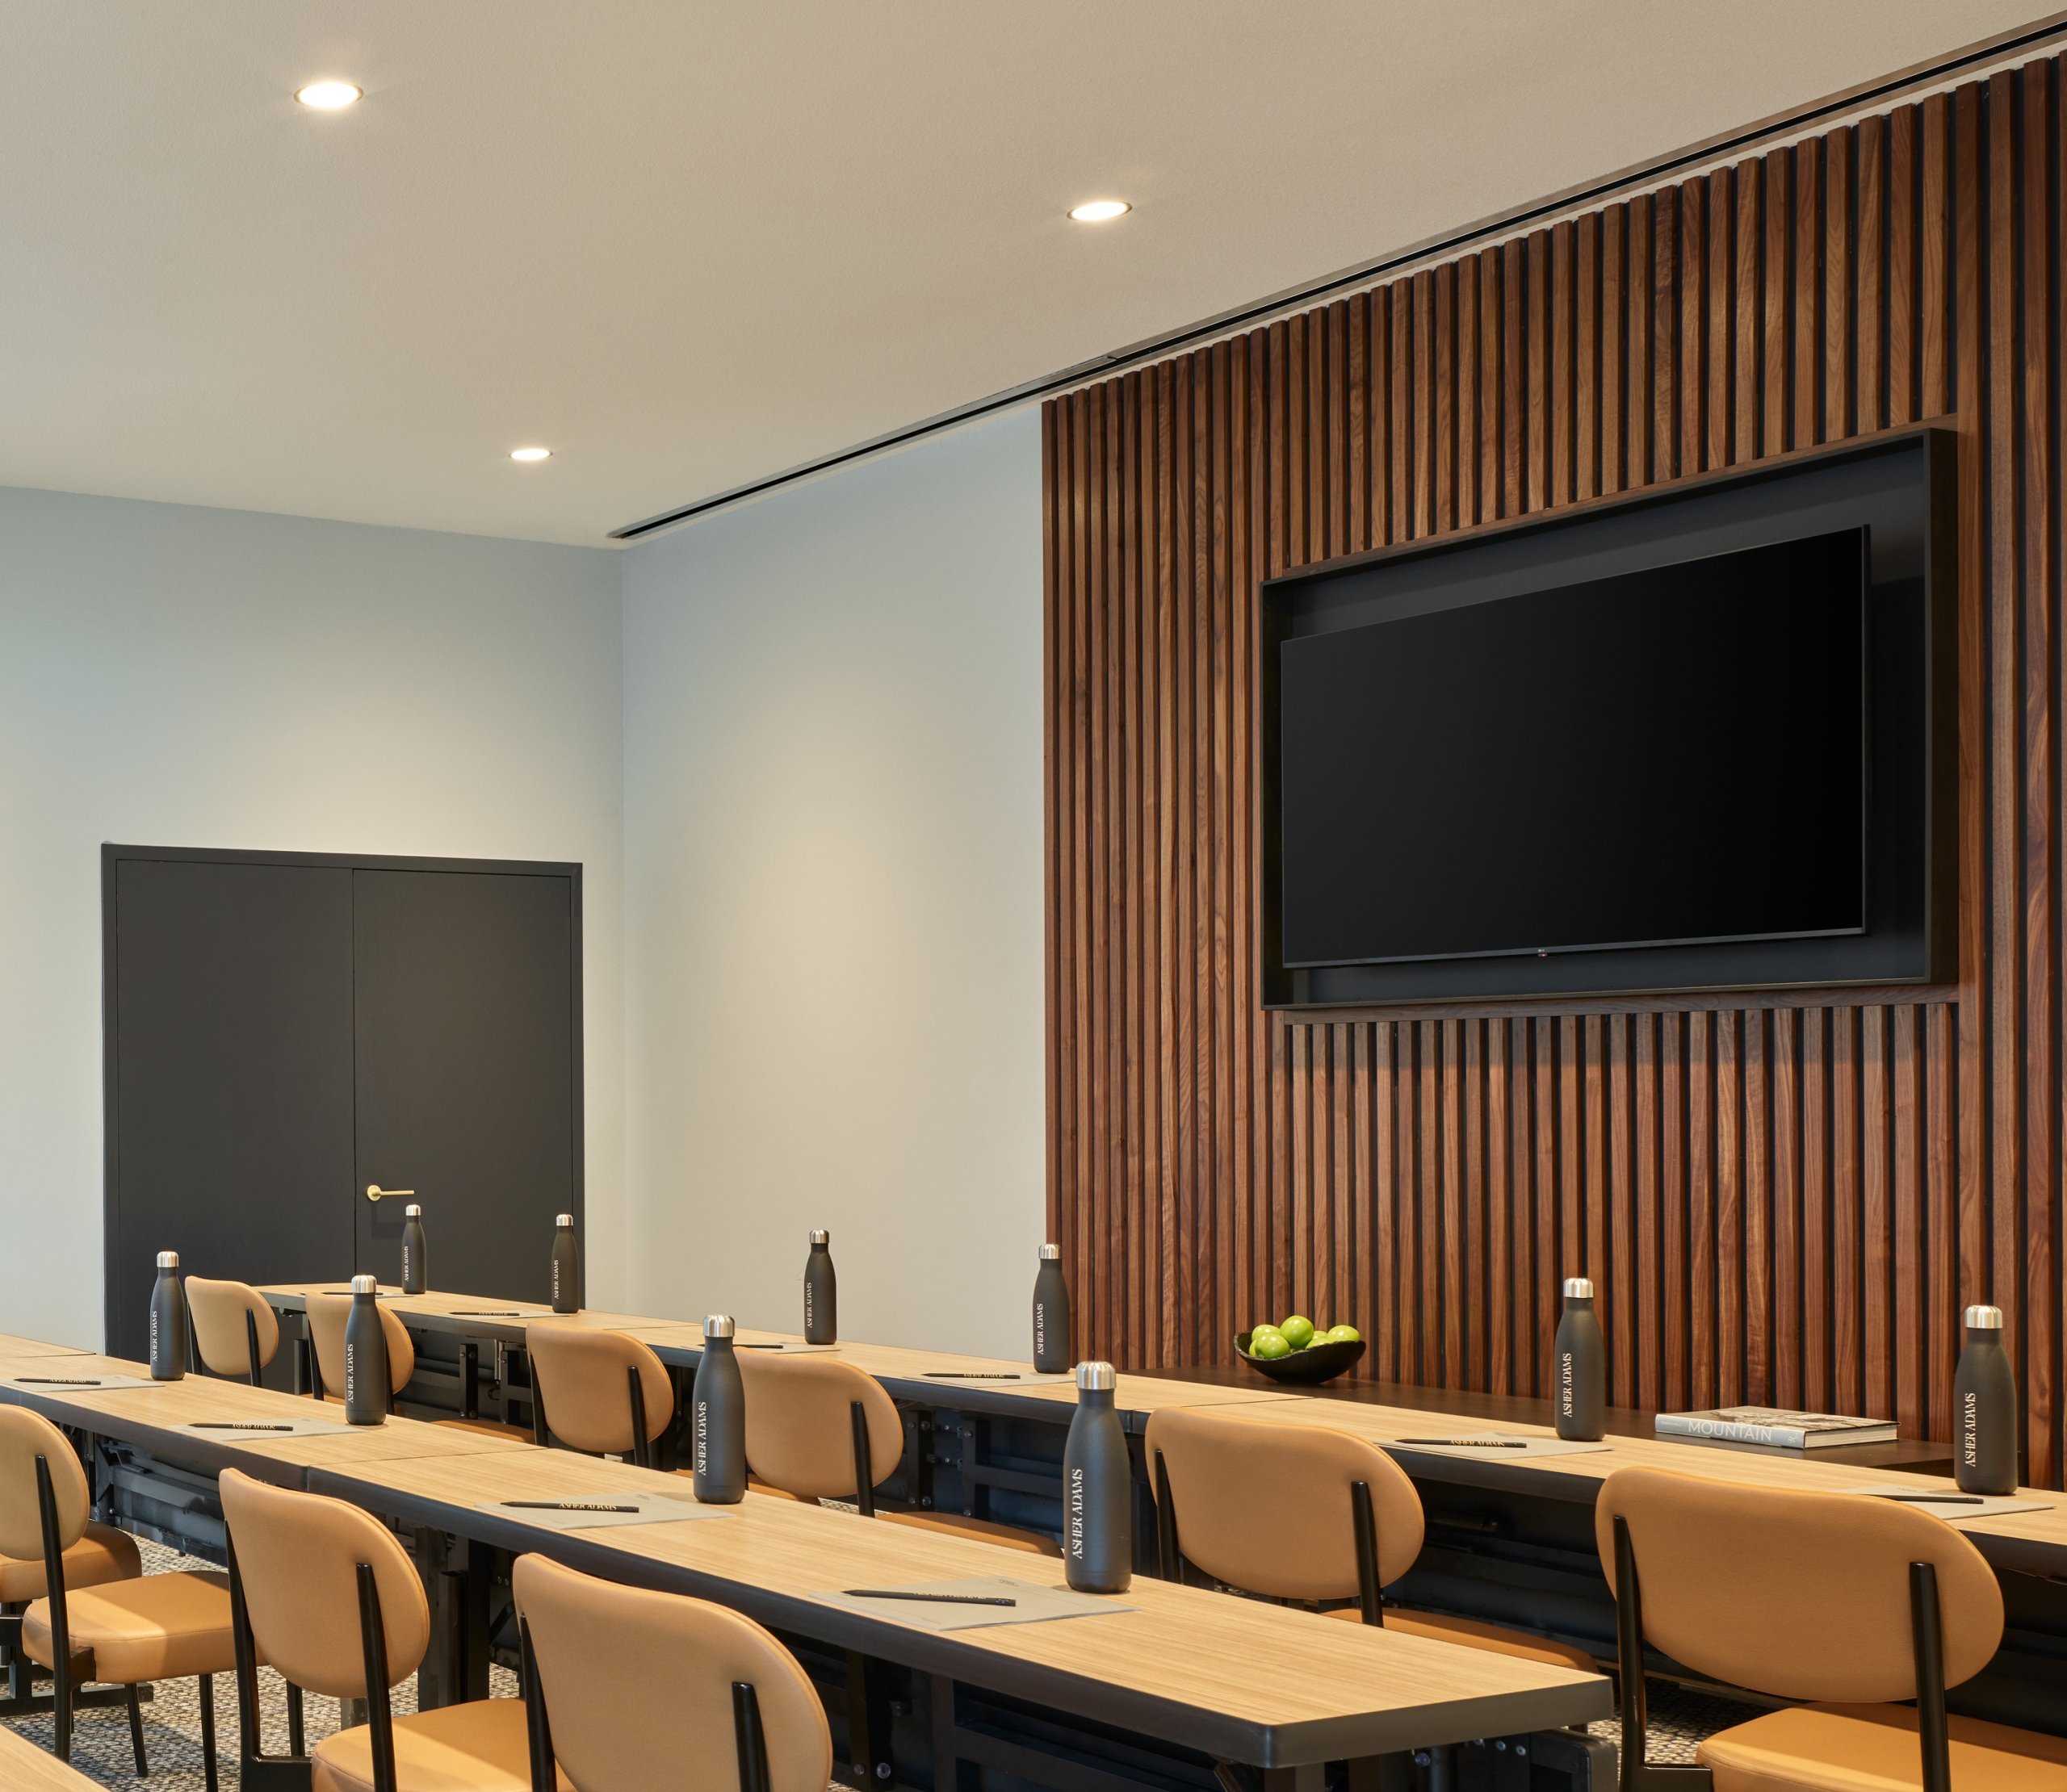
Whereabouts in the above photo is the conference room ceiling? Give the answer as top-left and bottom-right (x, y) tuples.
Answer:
(0, 2), (2037, 546)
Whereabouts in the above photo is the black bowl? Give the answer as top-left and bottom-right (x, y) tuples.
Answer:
(1235, 1331), (1367, 1385)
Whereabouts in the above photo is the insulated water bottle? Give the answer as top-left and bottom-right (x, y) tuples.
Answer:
(148, 1251), (187, 1382)
(804, 1230), (836, 1345)
(1034, 1244), (1071, 1375)
(400, 1204), (427, 1296)
(1063, 1361), (1131, 1593)
(1553, 1276), (1605, 1442)
(693, 1315), (746, 1503)
(550, 1212), (580, 1314)
(1954, 1304), (2017, 1495)
(343, 1274), (388, 1426)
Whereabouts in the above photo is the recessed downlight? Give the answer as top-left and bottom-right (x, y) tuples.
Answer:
(509, 446), (552, 463)
(1068, 199), (1131, 224)
(295, 81), (363, 110)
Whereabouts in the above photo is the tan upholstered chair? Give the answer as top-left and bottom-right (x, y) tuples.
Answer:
(1598, 1466), (2067, 1792)
(514, 1552), (831, 1792)
(1146, 1407), (1595, 1670)
(305, 1294), (528, 1442)
(2, 1406), (235, 1784)
(186, 1277), (282, 1384)
(525, 1325), (677, 1468)
(738, 1351), (1059, 1555)
(220, 1468), (560, 1792)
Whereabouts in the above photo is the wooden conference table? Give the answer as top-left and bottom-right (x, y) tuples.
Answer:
(0, 1337), (1609, 1790)
(0, 1720), (98, 1791)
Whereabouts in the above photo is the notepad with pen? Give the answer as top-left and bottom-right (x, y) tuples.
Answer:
(824, 1576), (1134, 1631)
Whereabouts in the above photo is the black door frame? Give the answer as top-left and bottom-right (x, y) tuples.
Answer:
(101, 844), (585, 1344)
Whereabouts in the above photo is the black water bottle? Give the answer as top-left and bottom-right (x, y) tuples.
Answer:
(1954, 1303), (2017, 1495)
(694, 1315), (746, 1503)
(804, 1230), (836, 1345)
(343, 1274), (388, 1426)
(1553, 1276), (1605, 1441)
(1063, 1362), (1131, 1593)
(400, 1204), (427, 1296)
(1034, 1244), (1071, 1375)
(148, 1251), (187, 1381)
(550, 1212), (579, 1314)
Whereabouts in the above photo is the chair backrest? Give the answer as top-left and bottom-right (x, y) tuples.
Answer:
(737, 1353), (904, 1500)
(1145, 1408), (1426, 1599)
(526, 1326), (675, 1457)
(187, 1278), (281, 1377)
(219, 1468), (430, 1698)
(0, 1407), (90, 1560)
(306, 1295), (414, 1398)
(1596, 1467), (2005, 1703)
(515, 1552), (832, 1792)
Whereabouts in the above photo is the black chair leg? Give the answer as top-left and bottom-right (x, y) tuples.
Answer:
(287, 1681), (306, 1756)
(199, 1673), (218, 1791)
(126, 1681), (147, 1773)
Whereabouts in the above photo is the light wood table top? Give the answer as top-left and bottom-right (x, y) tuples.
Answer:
(308, 1446), (1608, 1765)
(0, 1354), (531, 1486)
(0, 1334), (90, 1358)
(0, 1723), (98, 1790)
(1196, 1396), (2067, 1573)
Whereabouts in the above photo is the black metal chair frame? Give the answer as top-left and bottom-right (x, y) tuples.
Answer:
(1609, 1512), (1956, 1792)
(519, 1609), (771, 1792)
(30, 1450), (212, 1786)
(226, 1535), (308, 1790)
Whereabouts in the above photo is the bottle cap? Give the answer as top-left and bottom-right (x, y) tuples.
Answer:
(810, 1229), (829, 1246)
(405, 1204), (421, 1218)
(1965, 1303), (2005, 1330)
(1563, 1276), (1595, 1300)
(555, 1213), (574, 1228)
(1039, 1243), (1061, 1261)
(703, 1314), (735, 1340)
(350, 1274), (379, 1296)
(1075, 1360), (1115, 1392)
(156, 1250), (179, 1270)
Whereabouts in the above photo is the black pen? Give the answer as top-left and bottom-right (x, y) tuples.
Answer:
(1396, 1438), (1531, 1449)
(503, 1501), (642, 1514)
(190, 1421), (296, 1432)
(843, 1589), (1017, 1607)
(12, 1377), (109, 1385)
(924, 1372), (1022, 1380)
(449, 1310), (526, 1317)
(1872, 1493), (1985, 1505)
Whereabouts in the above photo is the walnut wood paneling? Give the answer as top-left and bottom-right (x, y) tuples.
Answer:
(1046, 62), (2067, 1486)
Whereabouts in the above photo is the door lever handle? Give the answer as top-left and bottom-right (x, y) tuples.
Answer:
(366, 1184), (416, 1203)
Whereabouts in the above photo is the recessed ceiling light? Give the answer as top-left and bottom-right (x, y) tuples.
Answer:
(1069, 199), (1131, 224)
(295, 81), (363, 111)
(509, 446), (552, 463)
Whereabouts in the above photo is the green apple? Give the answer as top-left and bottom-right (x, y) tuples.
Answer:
(1278, 1314), (1316, 1350)
(1247, 1331), (1293, 1360)
(1324, 1324), (1363, 1344)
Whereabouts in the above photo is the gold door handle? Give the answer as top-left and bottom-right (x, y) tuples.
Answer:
(366, 1184), (416, 1203)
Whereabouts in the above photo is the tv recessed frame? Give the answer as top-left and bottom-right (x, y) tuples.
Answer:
(1256, 427), (1957, 1013)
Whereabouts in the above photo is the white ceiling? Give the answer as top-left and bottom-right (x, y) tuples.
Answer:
(0, 2), (2040, 546)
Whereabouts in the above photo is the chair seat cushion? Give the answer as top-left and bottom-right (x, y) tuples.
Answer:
(881, 1509), (1062, 1557)
(1698, 1701), (2067, 1791)
(0, 1522), (141, 1602)
(23, 1569), (238, 1683)
(1323, 1601), (1596, 1673)
(312, 1695), (568, 1792)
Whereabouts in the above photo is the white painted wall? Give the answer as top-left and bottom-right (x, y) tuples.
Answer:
(0, 488), (625, 1347)
(621, 410), (1046, 1358)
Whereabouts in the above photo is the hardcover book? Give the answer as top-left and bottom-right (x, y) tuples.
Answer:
(1654, 1406), (1897, 1449)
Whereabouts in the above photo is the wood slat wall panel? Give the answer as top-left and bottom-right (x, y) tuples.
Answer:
(1043, 68), (2067, 1485)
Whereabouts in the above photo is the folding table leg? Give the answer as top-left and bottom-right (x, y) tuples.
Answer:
(843, 1649), (894, 1786)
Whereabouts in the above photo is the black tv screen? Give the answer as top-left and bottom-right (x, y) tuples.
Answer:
(1277, 526), (1868, 969)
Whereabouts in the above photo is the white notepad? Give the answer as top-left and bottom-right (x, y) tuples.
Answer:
(823, 1576), (1136, 1631)
(484, 1490), (731, 1530)
(1847, 1484), (2054, 1521)
(1389, 1434), (1612, 1459)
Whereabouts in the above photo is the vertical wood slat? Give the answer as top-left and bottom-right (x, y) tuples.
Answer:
(1044, 69), (2065, 1483)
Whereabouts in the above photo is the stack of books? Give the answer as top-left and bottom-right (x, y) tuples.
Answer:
(1654, 1406), (1897, 1449)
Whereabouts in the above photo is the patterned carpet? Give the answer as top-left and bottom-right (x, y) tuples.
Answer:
(2, 1544), (1755, 1787)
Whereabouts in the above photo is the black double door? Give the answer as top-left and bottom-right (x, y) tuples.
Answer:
(103, 848), (582, 1359)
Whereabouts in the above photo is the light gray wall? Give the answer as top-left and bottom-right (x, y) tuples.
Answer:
(621, 410), (1046, 1357)
(0, 487), (625, 1347)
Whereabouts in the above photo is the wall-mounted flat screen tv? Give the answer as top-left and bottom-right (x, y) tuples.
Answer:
(1257, 428), (1954, 1008)
(1278, 528), (1868, 969)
